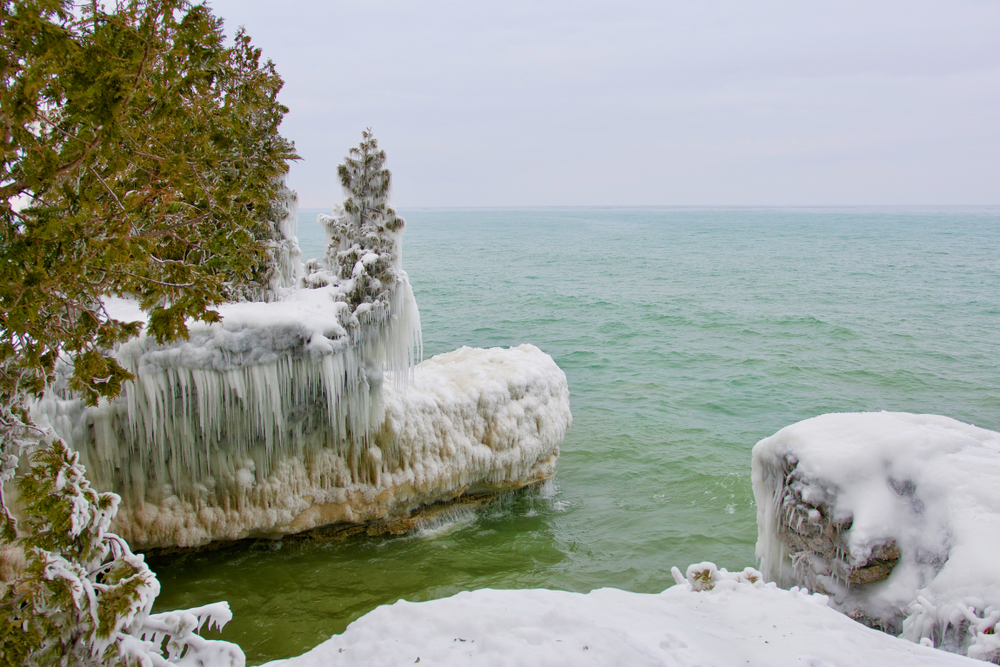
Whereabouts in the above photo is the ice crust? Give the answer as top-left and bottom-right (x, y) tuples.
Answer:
(264, 562), (980, 667)
(33, 274), (421, 546)
(753, 412), (1000, 661)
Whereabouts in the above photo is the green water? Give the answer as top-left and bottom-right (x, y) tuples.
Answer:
(148, 207), (1000, 664)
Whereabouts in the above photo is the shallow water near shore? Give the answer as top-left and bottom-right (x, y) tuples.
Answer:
(148, 206), (1000, 664)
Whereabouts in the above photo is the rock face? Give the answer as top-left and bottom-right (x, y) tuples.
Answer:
(760, 454), (906, 631)
(752, 412), (1000, 662)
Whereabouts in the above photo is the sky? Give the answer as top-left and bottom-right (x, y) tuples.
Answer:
(206, 0), (1000, 208)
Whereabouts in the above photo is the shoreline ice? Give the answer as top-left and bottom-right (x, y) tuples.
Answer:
(27, 197), (572, 550)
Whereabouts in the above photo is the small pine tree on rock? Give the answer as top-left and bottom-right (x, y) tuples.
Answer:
(337, 129), (405, 235)
(315, 130), (405, 316)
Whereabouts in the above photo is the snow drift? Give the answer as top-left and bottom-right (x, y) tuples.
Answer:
(263, 562), (981, 667)
(753, 412), (1000, 661)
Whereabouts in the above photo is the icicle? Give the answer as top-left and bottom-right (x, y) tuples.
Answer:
(47, 260), (424, 513)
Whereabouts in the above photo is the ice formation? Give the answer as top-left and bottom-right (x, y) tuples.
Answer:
(264, 561), (980, 667)
(29, 191), (571, 550)
(753, 412), (1000, 661)
(263, 182), (303, 299)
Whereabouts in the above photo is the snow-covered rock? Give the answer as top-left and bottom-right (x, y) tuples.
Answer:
(753, 412), (1000, 661)
(32, 325), (569, 549)
(28, 201), (571, 550)
(263, 562), (980, 667)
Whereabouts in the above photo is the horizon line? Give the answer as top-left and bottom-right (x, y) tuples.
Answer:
(296, 203), (1000, 211)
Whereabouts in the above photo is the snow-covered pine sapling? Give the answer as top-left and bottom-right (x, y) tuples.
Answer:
(688, 562), (719, 591)
(0, 440), (243, 667)
(337, 129), (405, 237)
(675, 562), (764, 592)
(320, 130), (405, 313)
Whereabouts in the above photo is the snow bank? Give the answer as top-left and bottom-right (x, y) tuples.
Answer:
(753, 412), (1000, 661)
(264, 562), (979, 667)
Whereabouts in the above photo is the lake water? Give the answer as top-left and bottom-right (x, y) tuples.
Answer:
(149, 206), (1000, 664)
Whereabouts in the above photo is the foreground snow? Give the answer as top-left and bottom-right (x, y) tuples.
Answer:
(264, 563), (979, 667)
(753, 412), (1000, 660)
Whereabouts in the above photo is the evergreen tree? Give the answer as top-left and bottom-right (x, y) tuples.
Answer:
(2, 441), (243, 666)
(322, 129), (404, 312)
(1, 0), (297, 416)
(337, 128), (404, 238)
(0, 0), (295, 663)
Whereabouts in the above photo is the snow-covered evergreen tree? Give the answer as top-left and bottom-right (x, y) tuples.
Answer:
(0, 440), (242, 666)
(314, 130), (405, 314)
(1, 0), (294, 662)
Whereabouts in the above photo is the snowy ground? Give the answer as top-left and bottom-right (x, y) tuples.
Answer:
(262, 563), (980, 667)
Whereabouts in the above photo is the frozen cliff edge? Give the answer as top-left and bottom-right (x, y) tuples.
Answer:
(753, 412), (1000, 662)
(263, 562), (980, 667)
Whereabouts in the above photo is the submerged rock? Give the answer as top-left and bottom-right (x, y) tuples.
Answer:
(753, 412), (1000, 662)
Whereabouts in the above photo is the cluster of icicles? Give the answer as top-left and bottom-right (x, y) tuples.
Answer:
(37, 201), (422, 512)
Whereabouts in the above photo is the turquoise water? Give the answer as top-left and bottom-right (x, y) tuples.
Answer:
(149, 207), (1000, 664)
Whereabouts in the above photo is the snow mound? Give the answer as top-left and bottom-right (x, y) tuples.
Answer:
(264, 563), (978, 667)
(753, 412), (1000, 661)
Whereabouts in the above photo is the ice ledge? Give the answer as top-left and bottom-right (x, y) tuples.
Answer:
(109, 344), (570, 550)
(753, 411), (1000, 661)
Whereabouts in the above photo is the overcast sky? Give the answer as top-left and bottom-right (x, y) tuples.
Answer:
(206, 0), (999, 208)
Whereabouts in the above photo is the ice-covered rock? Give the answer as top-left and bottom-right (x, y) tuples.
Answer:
(27, 192), (571, 549)
(263, 562), (980, 667)
(753, 412), (1000, 661)
(31, 296), (569, 549)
